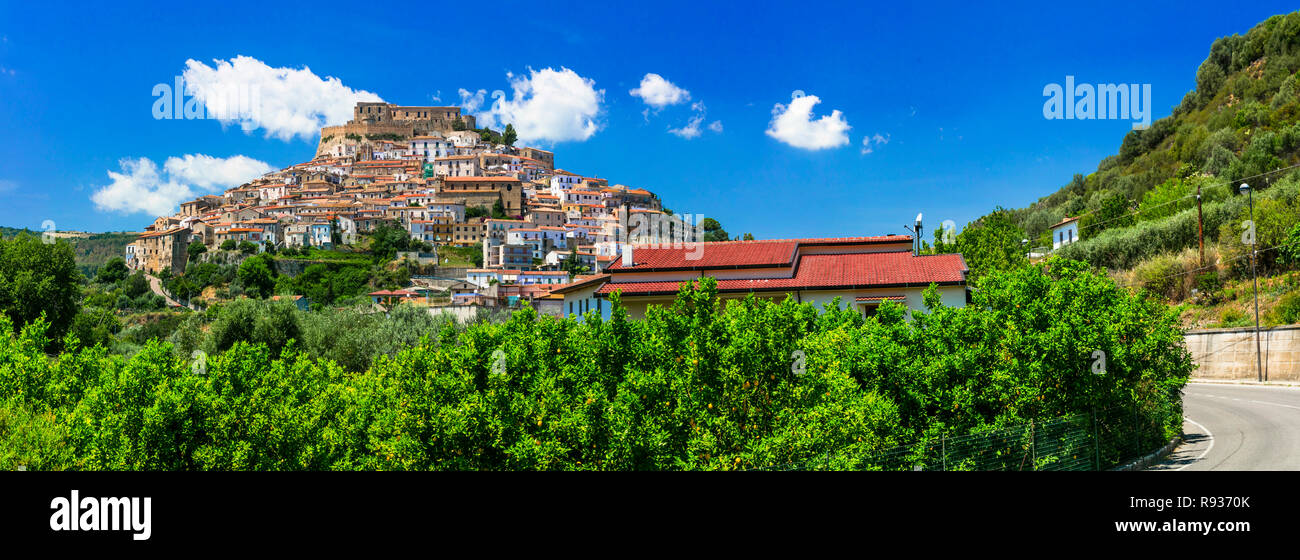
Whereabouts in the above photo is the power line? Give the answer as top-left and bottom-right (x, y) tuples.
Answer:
(1060, 162), (1300, 232)
(1114, 237), (1300, 289)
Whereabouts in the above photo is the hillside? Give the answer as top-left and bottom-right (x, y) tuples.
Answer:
(1008, 11), (1300, 255)
(0, 226), (138, 277)
(924, 11), (1300, 329)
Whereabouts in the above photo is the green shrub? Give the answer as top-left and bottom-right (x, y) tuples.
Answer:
(204, 298), (300, 358)
(0, 398), (78, 470)
(1219, 308), (1251, 327)
(0, 259), (1192, 470)
(1133, 254), (1187, 300)
(1270, 290), (1300, 324)
(0, 234), (83, 340)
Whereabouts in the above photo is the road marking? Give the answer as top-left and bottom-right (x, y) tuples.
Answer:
(1246, 399), (1300, 411)
(1188, 382), (1300, 391)
(1174, 417), (1215, 471)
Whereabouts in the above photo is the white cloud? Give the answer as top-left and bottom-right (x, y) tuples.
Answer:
(163, 154), (275, 191)
(0, 179), (16, 194)
(630, 73), (691, 109)
(765, 91), (851, 150)
(668, 102), (721, 140)
(91, 154), (272, 216)
(91, 158), (193, 216)
(469, 67), (604, 144)
(181, 55), (383, 141)
(861, 132), (890, 155)
(669, 114), (705, 139)
(458, 88), (489, 113)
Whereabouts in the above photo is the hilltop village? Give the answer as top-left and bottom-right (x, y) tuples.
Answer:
(126, 101), (969, 319)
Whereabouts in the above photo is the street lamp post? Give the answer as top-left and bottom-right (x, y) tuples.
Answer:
(1241, 183), (1264, 383)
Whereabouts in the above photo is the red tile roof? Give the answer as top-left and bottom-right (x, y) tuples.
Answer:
(549, 274), (611, 294)
(604, 236), (912, 272)
(605, 240), (796, 271)
(597, 251), (966, 296)
(445, 176), (521, 182)
(1049, 216), (1080, 229)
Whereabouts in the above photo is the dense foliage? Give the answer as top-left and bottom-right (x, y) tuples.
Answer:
(930, 208), (1029, 284)
(999, 12), (1300, 269)
(0, 234), (83, 341)
(369, 223), (433, 263)
(0, 259), (1191, 470)
(0, 228), (138, 278)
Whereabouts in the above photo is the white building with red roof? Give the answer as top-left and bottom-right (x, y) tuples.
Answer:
(1050, 216), (1080, 250)
(568, 235), (968, 320)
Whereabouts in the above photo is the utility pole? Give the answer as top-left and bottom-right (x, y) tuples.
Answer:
(1241, 183), (1264, 383)
(1196, 183), (1204, 267)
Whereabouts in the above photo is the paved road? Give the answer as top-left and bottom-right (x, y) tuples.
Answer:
(1150, 383), (1300, 471)
(143, 273), (183, 308)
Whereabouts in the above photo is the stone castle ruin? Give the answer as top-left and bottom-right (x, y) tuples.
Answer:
(317, 102), (477, 158)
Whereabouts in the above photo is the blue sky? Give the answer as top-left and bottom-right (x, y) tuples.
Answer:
(0, 1), (1296, 239)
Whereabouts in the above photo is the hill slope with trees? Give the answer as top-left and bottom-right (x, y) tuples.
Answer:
(944, 11), (1300, 328)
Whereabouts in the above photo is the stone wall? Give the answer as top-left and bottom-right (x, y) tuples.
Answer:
(1185, 325), (1300, 381)
(317, 122), (419, 157)
(427, 305), (484, 324)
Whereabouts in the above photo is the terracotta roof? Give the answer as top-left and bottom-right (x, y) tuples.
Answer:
(548, 274), (611, 294)
(136, 227), (189, 239)
(605, 236), (912, 272)
(603, 240), (796, 271)
(445, 176), (521, 182)
(597, 250), (966, 296)
(1049, 216), (1080, 229)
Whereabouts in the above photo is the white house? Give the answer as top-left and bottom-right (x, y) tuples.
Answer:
(549, 171), (583, 197)
(467, 268), (522, 288)
(409, 136), (455, 162)
(549, 274), (611, 319)
(1050, 216), (1080, 250)
(516, 270), (570, 286)
(258, 184), (288, 202)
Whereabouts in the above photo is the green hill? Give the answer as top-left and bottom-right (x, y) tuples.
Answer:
(0, 227), (137, 278)
(1002, 10), (1300, 270)
(937, 11), (1300, 329)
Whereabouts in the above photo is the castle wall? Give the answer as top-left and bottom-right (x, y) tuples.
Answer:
(316, 102), (477, 158)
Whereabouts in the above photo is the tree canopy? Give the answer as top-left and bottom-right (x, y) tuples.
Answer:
(0, 234), (82, 340)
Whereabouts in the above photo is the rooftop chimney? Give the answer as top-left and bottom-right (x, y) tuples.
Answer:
(914, 213), (923, 256)
(621, 243), (634, 267)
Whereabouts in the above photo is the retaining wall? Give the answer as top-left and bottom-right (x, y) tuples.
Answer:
(1185, 325), (1300, 381)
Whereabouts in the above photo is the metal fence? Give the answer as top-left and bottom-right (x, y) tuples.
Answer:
(751, 396), (1182, 471)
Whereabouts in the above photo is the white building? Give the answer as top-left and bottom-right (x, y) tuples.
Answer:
(549, 171), (583, 197)
(409, 136), (455, 162)
(1050, 217), (1080, 250)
